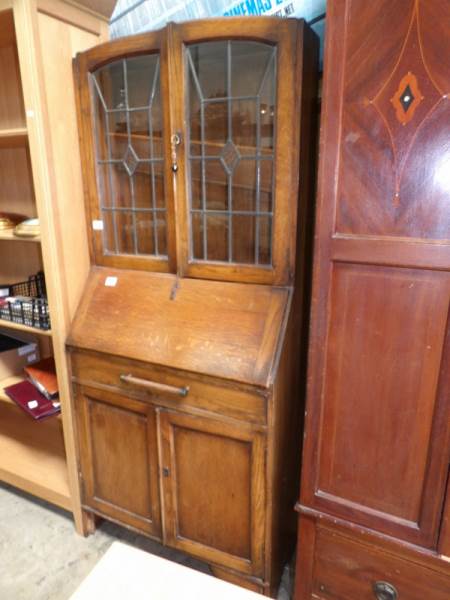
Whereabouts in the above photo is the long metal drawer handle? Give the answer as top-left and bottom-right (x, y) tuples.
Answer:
(120, 374), (189, 397)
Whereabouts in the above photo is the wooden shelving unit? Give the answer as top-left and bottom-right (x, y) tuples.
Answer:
(0, 319), (51, 336)
(0, 126), (27, 147)
(0, 1), (112, 534)
(0, 402), (70, 510)
(0, 229), (40, 242)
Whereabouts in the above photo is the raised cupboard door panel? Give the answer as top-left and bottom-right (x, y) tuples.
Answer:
(76, 385), (161, 538)
(159, 410), (265, 576)
(311, 263), (450, 545)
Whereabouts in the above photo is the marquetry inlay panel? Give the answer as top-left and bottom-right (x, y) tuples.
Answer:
(336, 0), (450, 238)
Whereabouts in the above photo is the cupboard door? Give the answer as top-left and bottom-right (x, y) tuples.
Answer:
(74, 31), (176, 272)
(170, 19), (308, 285)
(159, 410), (265, 576)
(77, 386), (161, 538)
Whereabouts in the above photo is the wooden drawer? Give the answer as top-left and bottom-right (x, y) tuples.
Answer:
(70, 350), (267, 425)
(313, 527), (450, 600)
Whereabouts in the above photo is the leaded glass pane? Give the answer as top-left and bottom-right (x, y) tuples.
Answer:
(91, 53), (166, 257)
(187, 41), (276, 266)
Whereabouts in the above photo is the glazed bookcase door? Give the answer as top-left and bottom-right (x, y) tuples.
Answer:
(159, 410), (265, 576)
(170, 19), (303, 285)
(74, 30), (176, 272)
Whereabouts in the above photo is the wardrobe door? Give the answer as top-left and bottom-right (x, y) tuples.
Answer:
(159, 409), (265, 576)
(300, 0), (450, 549)
(74, 30), (176, 272)
(169, 18), (308, 286)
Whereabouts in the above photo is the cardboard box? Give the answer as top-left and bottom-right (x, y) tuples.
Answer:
(0, 331), (40, 380)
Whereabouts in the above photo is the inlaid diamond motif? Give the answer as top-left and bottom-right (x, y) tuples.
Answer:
(220, 140), (240, 173)
(123, 145), (139, 176)
(390, 71), (424, 126)
(366, 4), (442, 205)
(399, 84), (415, 113)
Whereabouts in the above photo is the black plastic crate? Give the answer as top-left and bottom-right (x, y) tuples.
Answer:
(0, 272), (51, 331)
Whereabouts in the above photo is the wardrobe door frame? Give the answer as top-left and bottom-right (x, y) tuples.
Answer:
(74, 29), (177, 273)
(169, 18), (304, 286)
(299, 0), (450, 550)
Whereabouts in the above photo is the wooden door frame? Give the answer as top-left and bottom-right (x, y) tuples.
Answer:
(73, 28), (177, 273)
(169, 17), (304, 285)
(76, 384), (162, 537)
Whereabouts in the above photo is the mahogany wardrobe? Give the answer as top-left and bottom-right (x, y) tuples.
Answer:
(295, 1), (450, 599)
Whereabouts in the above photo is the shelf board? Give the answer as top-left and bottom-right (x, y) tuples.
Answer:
(0, 127), (28, 148)
(0, 319), (52, 337)
(0, 228), (40, 243)
(0, 402), (70, 510)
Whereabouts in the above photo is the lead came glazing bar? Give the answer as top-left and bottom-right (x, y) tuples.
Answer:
(98, 157), (165, 165)
(149, 59), (160, 255)
(227, 41), (233, 262)
(92, 73), (120, 254)
(256, 49), (275, 265)
(105, 106), (151, 113)
(203, 94), (258, 104)
(123, 59), (138, 255)
(187, 154), (273, 162)
(187, 49), (208, 259)
(191, 208), (273, 217)
(269, 48), (277, 265)
(255, 95), (261, 264)
(102, 206), (165, 213)
(228, 172), (233, 262)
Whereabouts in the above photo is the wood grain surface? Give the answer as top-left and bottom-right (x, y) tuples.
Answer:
(296, 0), (450, 597)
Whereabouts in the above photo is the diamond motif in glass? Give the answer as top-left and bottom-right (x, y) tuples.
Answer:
(123, 145), (139, 176)
(220, 140), (240, 173)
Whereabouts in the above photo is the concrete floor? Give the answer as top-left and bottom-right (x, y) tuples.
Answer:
(0, 483), (293, 600)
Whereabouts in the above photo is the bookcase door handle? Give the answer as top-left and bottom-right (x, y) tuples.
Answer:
(119, 373), (189, 397)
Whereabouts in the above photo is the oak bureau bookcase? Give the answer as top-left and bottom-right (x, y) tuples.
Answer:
(68, 17), (318, 596)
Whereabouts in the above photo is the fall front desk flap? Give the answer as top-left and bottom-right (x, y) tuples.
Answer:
(67, 268), (291, 388)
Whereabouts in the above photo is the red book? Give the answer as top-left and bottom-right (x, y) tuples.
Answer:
(24, 357), (58, 400)
(4, 380), (60, 420)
